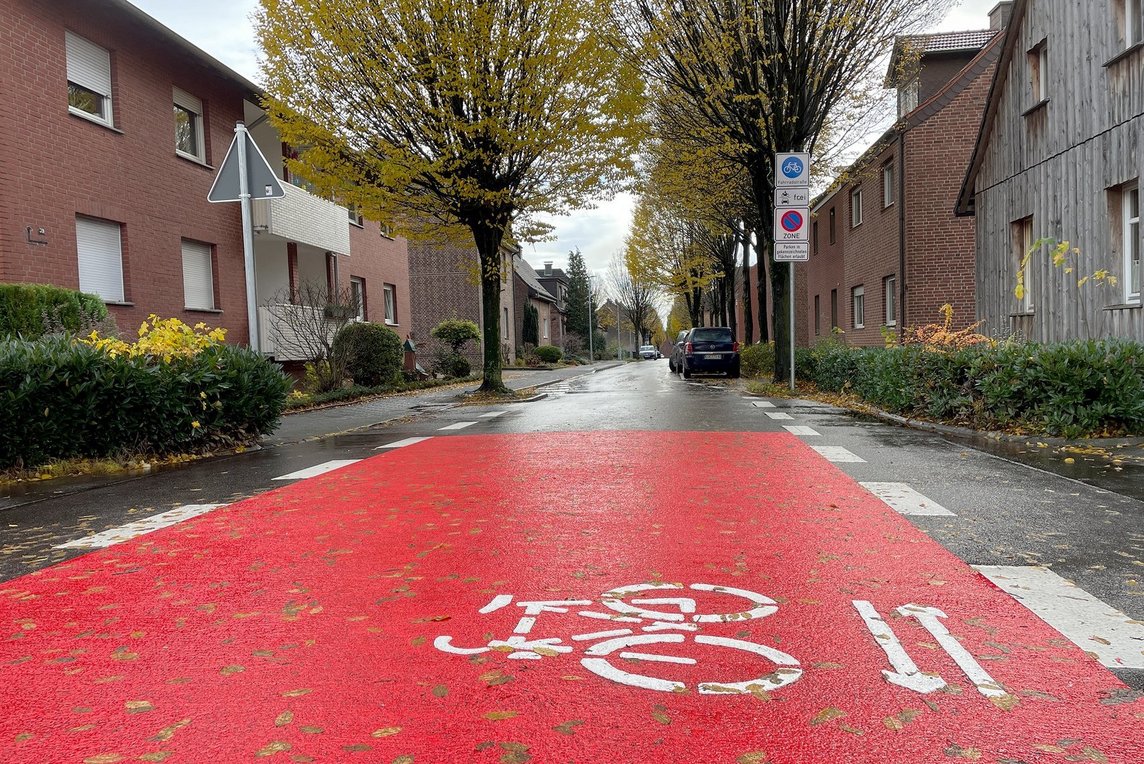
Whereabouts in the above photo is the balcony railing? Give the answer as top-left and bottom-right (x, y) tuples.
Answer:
(251, 182), (351, 255)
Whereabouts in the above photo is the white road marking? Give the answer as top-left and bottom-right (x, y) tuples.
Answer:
(765, 412), (794, 420)
(437, 421), (477, 431)
(619, 651), (696, 665)
(272, 460), (361, 480)
(973, 565), (1144, 669)
(783, 425), (820, 436)
(750, 401), (776, 408)
(811, 446), (866, 463)
(478, 411), (507, 418)
(55, 504), (225, 549)
(860, 482), (955, 516)
(374, 436), (433, 450)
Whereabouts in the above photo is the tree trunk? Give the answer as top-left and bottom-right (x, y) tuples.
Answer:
(755, 247), (769, 344)
(470, 218), (509, 393)
(726, 232), (738, 339)
(742, 231), (754, 345)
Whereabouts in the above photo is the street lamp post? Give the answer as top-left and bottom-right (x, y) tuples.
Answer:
(586, 286), (594, 362)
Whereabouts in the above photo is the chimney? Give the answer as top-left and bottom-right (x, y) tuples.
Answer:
(544, 261), (553, 276)
(988, 1), (1013, 30)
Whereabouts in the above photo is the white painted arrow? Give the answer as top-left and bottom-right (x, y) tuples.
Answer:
(853, 600), (947, 693)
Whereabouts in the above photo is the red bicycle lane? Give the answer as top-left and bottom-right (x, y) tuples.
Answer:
(1, 431), (1141, 763)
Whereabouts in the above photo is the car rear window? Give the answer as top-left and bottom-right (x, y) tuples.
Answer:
(691, 328), (733, 342)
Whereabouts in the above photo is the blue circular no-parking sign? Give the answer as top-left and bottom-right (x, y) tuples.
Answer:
(781, 210), (804, 232)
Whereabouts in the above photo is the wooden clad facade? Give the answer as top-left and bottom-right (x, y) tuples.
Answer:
(959, 0), (1143, 341)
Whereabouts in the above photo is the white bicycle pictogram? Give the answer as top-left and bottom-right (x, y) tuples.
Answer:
(434, 582), (803, 695)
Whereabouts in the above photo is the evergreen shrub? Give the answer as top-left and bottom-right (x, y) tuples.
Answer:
(0, 283), (109, 339)
(332, 322), (402, 386)
(740, 342), (775, 378)
(535, 345), (563, 363)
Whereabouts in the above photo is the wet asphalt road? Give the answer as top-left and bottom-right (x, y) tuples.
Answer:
(2, 359), (1142, 689)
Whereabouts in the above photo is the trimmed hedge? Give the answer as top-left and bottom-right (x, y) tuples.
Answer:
(740, 342), (775, 378)
(0, 283), (109, 339)
(0, 336), (290, 469)
(535, 345), (563, 363)
(332, 322), (402, 386)
(799, 338), (1144, 437)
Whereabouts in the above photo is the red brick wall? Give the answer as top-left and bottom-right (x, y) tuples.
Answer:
(805, 193), (849, 344)
(408, 239), (483, 365)
(903, 63), (994, 332)
(346, 223), (411, 335)
(0, 0), (253, 340)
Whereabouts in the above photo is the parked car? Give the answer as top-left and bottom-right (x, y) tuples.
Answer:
(668, 330), (688, 373)
(678, 327), (740, 378)
(639, 344), (660, 360)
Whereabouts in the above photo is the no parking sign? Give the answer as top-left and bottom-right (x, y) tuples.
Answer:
(774, 206), (809, 242)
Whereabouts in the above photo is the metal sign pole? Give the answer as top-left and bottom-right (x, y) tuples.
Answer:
(235, 123), (260, 354)
(789, 263), (795, 391)
(587, 286), (594, 361)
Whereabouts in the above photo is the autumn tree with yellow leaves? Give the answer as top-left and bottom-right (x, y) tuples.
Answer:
(256, 0), (644, 392)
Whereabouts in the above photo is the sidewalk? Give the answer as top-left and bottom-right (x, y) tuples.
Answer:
(263, 362), (622, 446)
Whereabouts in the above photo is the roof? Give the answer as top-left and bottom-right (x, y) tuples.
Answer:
(957, 0), (1027, 216)
(102, 0), (261, 96)
(514, 257), (557, 303)
(886, 29), (999, 86)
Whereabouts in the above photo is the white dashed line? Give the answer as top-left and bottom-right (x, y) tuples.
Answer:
(783, 425), (820, 436)
(272, 460), (361, 480)
(765, 412), (794, 420)
(438, 421), (477, 431)
(750, 401), (776, 408)
(860, 482), (955, 516)
(973, 565), (1144, 669)
(375, 437), (433, 450)
(478, 411), (507, 418)
(55, 504), (225, 549)
(811, 446), (865, 463)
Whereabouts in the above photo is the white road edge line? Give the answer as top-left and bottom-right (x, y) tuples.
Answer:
(55, 504), (226, 550)
(811, 446), (866, 463)
(765, 411), (794, 420)
(860, 482), (955, 516)
(272, 459), (361, 481)
(375, 437), (433, 450)
(438, 421), (478, 431)
(783, 425), (820, 436)
(973, 565), (1144, 670)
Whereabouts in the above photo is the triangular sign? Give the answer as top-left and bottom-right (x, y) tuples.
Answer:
(207, 129), (286, 203)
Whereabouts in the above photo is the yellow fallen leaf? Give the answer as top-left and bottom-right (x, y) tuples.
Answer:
(810, 707), (846, 725)
(431, 685), (448, 698)
(84, 756), (124, 764)
(255, 741), (291, 757)
(738, 754), (768, 764)
(652, 705), (671, 725)
(483, 711), (519, 721)
(372, 727), (401, 738)
(274, 711), (293, 727)
(125, 700), (153, 714)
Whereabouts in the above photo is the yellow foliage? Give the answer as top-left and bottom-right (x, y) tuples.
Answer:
(81, 315), (226, 361)
(901, 305), (994, 350)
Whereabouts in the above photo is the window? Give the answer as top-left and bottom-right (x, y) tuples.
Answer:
(543, 316), (550, 339)
(830, 289), (838, 329)
(812, 221), (819, 254)
(829, 207), (836, 244)
(883, 162), (895, 208)
(814, 295), (821, 336)
(347, 204), (364, 227)
(852, 285), (865, 329)
(76, 215), (124, 303)
(350, 277), (365, 320)
(66, 31), (113, 126)
(884, 276), (897, 327)
(1029, 39), (1049, 104)
(1118, 0), (1143, 49)
(850, 186), (863, 227)
(1012, 217), (1035, 313)
(1125, 185), (1140, 303)
(898, 80), (919, 117)
(173, 88), (205, 161)
(379, 221), (394, 238)
(383, 283), (397, 325)
(503, 307), (509, 339)
(181, 239), (214, 310)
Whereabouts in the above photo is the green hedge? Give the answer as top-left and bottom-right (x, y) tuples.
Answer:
(740, 342), (775, 378)
(535, 345), (563, 363)
(332, 322), (403, 386)
(0, 283), (109, 339)
(0, 337), (291, 469)
(798, 338), (1144, 437)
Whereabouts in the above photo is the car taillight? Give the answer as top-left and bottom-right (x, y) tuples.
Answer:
(685, 342), (693, 353)
(732, 341), (740, 352)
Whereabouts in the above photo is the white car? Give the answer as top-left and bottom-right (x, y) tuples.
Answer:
(639, 345), (659, 360)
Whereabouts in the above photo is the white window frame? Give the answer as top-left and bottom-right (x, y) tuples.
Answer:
(181, 239), (214, 310)
(882, 162), (895, 208)
(383, 283), (397, 325)
(1124, 184), (1140, 304)
(885, 276), (897, 327)
(66, 31), (113, 126)
(1014, 217), (1035, 313)
(347, 204), (364, 227)
(850, 186), (863, 227)
(1120, 0), (1143, 48)
(1029, 40), (1049, 103)
(350, 277), (365, 320)
(503, 307), (509, 340)
(173, 88), (206, 162)
(76, 215), (124, 303)
(898, 80), (919, 117)
(852, 285), (865, 329)
(543, 316), (549, 340)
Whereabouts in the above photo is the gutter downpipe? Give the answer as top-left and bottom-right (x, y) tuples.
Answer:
(898, 128), (907, 339)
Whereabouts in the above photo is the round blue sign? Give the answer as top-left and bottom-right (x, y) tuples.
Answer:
(781, 210), (804, 232)
(782, 157), (804, 179)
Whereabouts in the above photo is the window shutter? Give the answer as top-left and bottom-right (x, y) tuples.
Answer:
(172, 87), (201, 114)
(76, 216), (124, 302)
(65, 32), (111, 95)
(181, 240), (214, 310)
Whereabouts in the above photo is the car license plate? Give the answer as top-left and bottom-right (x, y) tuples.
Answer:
(704, 353), (722, 359)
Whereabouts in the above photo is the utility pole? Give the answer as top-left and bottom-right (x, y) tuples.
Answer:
(586, 285), (594, 362)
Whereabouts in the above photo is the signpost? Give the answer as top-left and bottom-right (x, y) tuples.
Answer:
(774, 153), (811, 390)
(208, 122), (285, 353)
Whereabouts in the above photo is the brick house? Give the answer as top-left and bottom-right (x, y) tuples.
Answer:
(535, 261), (569, 350)
(0, 0), (410, 358)
(804, 13), (1004, 347)
(513, 256), (561, 350)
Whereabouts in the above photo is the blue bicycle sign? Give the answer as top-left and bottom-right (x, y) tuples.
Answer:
(775, 152), (810, 188)
(782, 157), (804, 179)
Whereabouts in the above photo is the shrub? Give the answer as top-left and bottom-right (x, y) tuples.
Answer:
(430, 345), (471, 378)
(0, 283), (110, 339)
(431, 318), (480, 353)
(740, 342), (775, 378)
(332, 322), (402, 387)
(535, 345), (563, 363)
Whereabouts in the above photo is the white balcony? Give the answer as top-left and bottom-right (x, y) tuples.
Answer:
(252, 182), (351, 255)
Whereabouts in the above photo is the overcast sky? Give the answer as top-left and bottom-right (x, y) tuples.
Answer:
(129, 0), (1001, 280)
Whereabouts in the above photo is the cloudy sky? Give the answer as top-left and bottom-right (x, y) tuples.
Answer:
(128, 0), (1001, 279)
